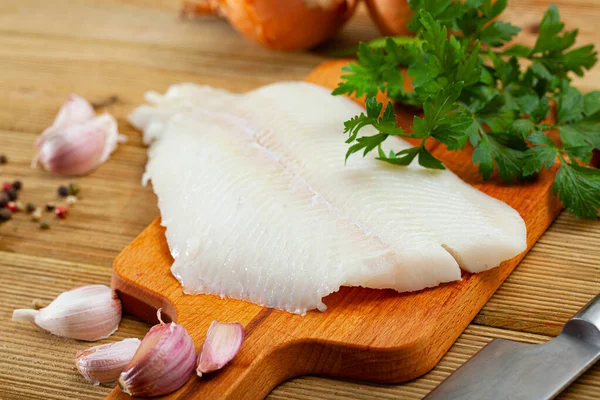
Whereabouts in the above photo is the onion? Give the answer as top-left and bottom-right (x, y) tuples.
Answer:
(364, 0), (413, 36)
(184, 0), (359, 51)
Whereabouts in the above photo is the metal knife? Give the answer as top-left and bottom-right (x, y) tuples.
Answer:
(424, 293), (600, 400)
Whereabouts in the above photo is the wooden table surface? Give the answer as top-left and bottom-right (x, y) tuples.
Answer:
(0, 1), (599, 399)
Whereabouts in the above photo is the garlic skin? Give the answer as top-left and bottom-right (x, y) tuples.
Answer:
(196, 321), (244, 377)
(43, 94), (95, 134)
(12, 285), (122, 341)
(118, 314), (196, 397)
(76, 338), (141, 384)
(32, 94), (127, 176)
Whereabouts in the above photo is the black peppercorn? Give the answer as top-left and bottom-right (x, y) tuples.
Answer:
(0, 154), (6, 164)
(12, 180), (22, 190)
(57, 185), (69, 197)
(0, 192), (8, 208)
(5, 188), (17, 201)
(46, 203), (55, 211)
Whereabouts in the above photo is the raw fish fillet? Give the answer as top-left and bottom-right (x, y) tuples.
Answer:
(130, 82), (527, 314)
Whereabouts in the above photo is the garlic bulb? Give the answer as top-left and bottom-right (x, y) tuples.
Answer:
(118, 311), (196, 397)
(32, 94), (127, 176)
(196, 321), (244, 377)
(76, 338), (141, 384)
(12, 285), (122, 341)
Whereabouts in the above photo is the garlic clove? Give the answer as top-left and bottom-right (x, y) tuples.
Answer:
(76, 338), (141, 384)
(12, 285), (122, 341)
(118, 311), (196, 397)
(196, 321), (244, 377)
(35, 94), (95, 149)
(36, 120), (107, 176)
(51, 94), (96, 130)
(32, 94), (127, 176)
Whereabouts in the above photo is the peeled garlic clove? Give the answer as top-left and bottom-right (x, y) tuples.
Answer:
(196, 321), (244, 377)
(118, 312), (196, 397)
(12, 285), (122, 341)
(76, 338), (141, 384)
(32, 94), (127, 176)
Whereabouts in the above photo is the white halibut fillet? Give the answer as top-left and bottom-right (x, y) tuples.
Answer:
(130, 82), (527, 314)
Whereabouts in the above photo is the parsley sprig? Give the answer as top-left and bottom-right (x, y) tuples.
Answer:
(333, 1), (600, 218)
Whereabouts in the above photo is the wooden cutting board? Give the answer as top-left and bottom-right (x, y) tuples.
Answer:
(108, 60), (564, 400)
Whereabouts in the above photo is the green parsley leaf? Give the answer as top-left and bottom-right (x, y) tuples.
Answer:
(412, 82), (473, 149)
(523, 130), (557, 177)
(562, 45), (598, 76)
(346, 133), (389, 162)
(523, 144), (557, 177)
(343, 98), (412, 162)
(418, 146), (445, 169)
(480, 21), (521, 47)
(500, 44), (532, 57)
(533, 5), (574, 54)
(333, 41), (404, 99)
(561, 123), (600, 152)
(472, 132), (524, 182)
(510, 119), (535, 138)
(583, 91), (600, 117)
(377, 146), (421, 166)
(553, 163), (600, 218)
(557, 84), (585, 124)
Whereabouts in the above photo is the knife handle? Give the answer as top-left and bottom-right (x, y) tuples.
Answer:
(563, 294), (600, 342)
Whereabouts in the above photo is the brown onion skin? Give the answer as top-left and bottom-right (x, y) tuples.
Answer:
(364, 0), (413, 36)
(191, 0), (359, 51)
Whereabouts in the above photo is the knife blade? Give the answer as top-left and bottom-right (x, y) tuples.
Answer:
(424, 293), (600, 400)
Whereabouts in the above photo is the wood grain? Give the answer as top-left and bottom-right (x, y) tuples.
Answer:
(1, 0), (599, 399)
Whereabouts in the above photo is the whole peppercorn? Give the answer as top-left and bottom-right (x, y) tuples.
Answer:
(68, 183), (80, 196)
(46, 203), (55, 212)
(65, 195), (77, 207)
(2, 182), (11, 191)
(0, 154), (7, 164)
(5, 188), (17, 201)
(39, 220), (50, 230)
(0, 192), (8, 208)
(0, 208), (11, 222)
(57, 185), (69, 197)
(12, 180), (22, 190)
(31, 208), (42, 222)
(26, 203), (36, 213)
(55, 206), (68, 219)
(7, 202), (17, 212)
